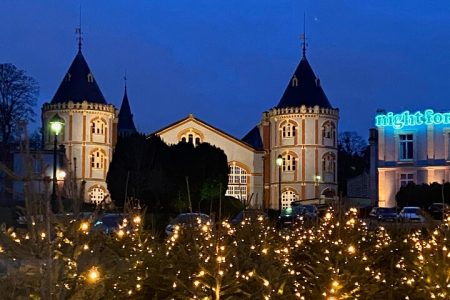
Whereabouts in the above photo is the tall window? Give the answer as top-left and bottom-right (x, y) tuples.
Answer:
(91, 119), (107, 135)
(400, 174), (414, 187)
(399, 134), (414, 160)
(91, 150), (105, 169)
(281, 123), (296, 138)
(282, 154), (296, 172)
(448, 133), (450, 160)
(90, 187), (105, 204)
(225, 164), (248, 200)
(322, 122), (335, 140)
(281, 190), (297, 209)
(322, 152), (336, 182)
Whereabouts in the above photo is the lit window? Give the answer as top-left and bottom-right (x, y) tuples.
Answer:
(400, 174), (414, 187)
(281, 123), (296, 138)
(399, 134), (414, 160)
(281, 190), (297, 209)
(225, 164), (248, 200)
(179, 130), (202, 146)
(91, 150), (105, 169)
(90, 187), (105, 204)
(91, 119), (107, 136)
(282, 154), (296, 172)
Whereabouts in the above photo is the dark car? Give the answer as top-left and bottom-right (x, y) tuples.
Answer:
(369, 207), (398, 222)
(278, 206), (306, 227)
(230, 210), (267, 225)
(92, 213), (131, 234)
(428, 203), (450, 220)
(165, 213), (212, 236)
(303, 205), (319, 221)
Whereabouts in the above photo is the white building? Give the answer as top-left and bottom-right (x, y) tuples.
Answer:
(156, 48), (339, 210)
(375, 109), (450, 207)
(41, 46), (119, 204)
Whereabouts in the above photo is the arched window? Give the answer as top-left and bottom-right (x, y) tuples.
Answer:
(225, 163), (248, 200)
(91, 150), (105, 169)
(179, 129), (203, 147)
(91, 119), (107, 135)
(281, 122), (296, 138)
(322, 121), (336, 144)
(90, 186), (105, 204)
(322, 152), (336, 182)
(281, 190), (297, 209)
(282, 153), (297, 172)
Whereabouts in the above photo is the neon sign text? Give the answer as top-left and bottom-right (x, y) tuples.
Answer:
(375, 109), (450, 129)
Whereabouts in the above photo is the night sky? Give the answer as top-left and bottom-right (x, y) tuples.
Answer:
(2, 1), (450, 139)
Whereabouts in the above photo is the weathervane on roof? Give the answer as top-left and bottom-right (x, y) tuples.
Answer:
(124, 70), (127, 91)
(75, 5), (83, 52)
(300, 12), (308, 57)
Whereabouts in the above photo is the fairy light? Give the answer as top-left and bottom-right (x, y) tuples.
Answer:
(133, 215), (141, 225)
(80, 221), (89, 232)
(86, 266), (100, 283)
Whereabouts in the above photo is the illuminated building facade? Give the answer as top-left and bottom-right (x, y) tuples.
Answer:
(375, 109), (450, 207)
(42, 46), (120, 204)
(156, 48), (339, 210)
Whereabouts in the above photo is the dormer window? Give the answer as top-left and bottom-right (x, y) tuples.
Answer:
(291, 75), (298, 87)
(87, 73), (94, 83)
(65, 73), (71, 82)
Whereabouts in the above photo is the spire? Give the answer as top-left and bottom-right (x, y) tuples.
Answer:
(301, 12), (307, 57)
(51, 51), (107, 104)
(118, 77), (137, 136)
(76, 5), (83, 52)
(275, 49), (332, 109)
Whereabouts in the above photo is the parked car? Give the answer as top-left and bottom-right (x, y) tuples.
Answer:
(278, 206), (306, 227)
(369, 207), (398, 222)
(92, 213), (131, 234)
(399, 207), (426, 223)
(165, 213), (212, 236)
(428, 203), (450, 220)
(303, 205), (319, 221)
(230, 210), (267, 225)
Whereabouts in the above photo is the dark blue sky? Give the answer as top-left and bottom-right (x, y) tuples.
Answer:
(2, 1), (450, 139)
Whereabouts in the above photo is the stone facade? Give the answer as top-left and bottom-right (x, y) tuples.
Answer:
(42, 101), (117, 203)
(260, 105), (339, 210)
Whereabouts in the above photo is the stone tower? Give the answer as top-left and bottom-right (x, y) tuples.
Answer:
(260, 49), (339, 210)
(42, 47), (118, 204)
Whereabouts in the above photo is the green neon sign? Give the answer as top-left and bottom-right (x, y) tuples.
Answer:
(375, 109), (450, 129)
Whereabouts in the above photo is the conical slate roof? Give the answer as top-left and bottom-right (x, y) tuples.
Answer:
(118, 87), (137, 136)
(276, 55), (332, 109)
(51, 50), (107, 104)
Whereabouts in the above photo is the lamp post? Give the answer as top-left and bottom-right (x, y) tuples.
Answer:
(49, 114), (64, 206)
(314, 175), (321, 204)
(276, 154), (283, 213)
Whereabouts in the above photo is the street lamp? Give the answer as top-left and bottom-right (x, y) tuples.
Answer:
(276, 154), (283, 213)
(49, 114), (64, 206)
(314, 175), (321, 204)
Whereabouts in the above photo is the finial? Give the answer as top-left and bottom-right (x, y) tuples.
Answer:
(124, 70), (127, 92)
(300, 12), (307, 57)
(75, 5), (83, 51)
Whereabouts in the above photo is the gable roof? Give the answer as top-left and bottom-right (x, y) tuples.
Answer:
(154, 114), (262, 152)
(51, 50), (107, 104)
(276, 55), (332, 109)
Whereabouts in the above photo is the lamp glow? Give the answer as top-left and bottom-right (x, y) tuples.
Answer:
(276, 155), (283, 166)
